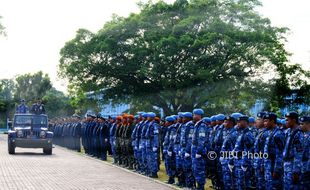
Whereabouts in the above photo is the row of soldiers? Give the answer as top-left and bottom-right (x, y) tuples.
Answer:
(159, 110), (309, 190)
(51, 117), (82, 152)
(50, 110), (309, 190)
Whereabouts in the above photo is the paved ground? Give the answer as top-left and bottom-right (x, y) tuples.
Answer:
(0, 134), (174, 190)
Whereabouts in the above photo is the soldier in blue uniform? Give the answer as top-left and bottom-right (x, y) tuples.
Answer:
(213, 114), (226, 189)
(145, 112), (159, 178)
(263, 112), (285, 190)
(16, 99), (29, 113)
(84, 115), (92, 154)
(92, 115), (100, 158)
(281, 118), (291, 140)
(137, 113), (149, 174)
(300, 116), (310, 189)
(230, 115), (254, 190)
(163, 116), (177, 184)
(81, 115), (90, 154)
(253, 112), (269, 190)
(72, 115), (82, 152)
(31, 99), (45, 114)
(249, 117), (258, 137)
(231, 113), (243, 127)
(180, 112), (195, 188)
(174, 113), (186, 187)
(283, 112), (304, 190)
(109, 116), (118, 163)
(220, 116), (238, 190)
(140, 113), (152, 175)
(208, 115), (218, 188)
(191, 108), (210, 190)
(98, 115), (109, 161)
(160, 117), (168, 162)
(247, 116), (256, 188)
(87, 114), (97, 156)
(202, 117), (211, 126)
(134, 112), (147, 172)
(131, 112), (143, 171)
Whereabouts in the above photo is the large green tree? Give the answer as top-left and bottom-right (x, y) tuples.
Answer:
(42, 88), (75, 118)
(15, 71), (52, 102)
(59, 0), (307, 115)
(0, 73), (75, 119)
(0, 79), (15, 112)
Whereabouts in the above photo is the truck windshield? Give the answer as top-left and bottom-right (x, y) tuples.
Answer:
(14, 115), (47, 127)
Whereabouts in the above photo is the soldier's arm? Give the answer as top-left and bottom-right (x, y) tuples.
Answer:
(152, 124), (159, 148)
(243, 132), (254, 166)
(292, 133), (304, 173)
(274, 132), (285, 173)
(131, 125), (137, 140)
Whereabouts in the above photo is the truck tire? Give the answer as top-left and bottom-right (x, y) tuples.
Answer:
(8, 142), (15, 154)
(43, 147), (52, 155)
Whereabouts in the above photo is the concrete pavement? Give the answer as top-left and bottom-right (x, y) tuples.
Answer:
(0, 134), (174, 190)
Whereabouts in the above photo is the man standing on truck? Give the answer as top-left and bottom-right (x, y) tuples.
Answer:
(16, 99), (28, 113)
(31, 99), (45, 114)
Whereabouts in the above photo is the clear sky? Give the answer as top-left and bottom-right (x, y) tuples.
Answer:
(0, 0), (309, 92)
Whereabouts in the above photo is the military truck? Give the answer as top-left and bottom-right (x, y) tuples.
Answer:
(8, 114), (53, 154)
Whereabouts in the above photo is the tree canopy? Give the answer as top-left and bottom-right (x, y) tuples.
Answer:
(59, 0), (309, 115)
(0, 72), (75, 119)
(42, 88), (75, 118)
(15, 71), (52, 101)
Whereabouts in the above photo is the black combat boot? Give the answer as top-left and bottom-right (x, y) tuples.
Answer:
(149, 173), (158, 178)
(166, 177), (175, 184)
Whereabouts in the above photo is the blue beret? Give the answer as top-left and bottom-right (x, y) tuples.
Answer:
(300, 116), (310, 123)
(203, 117), (211, 123)
(111, 116), (116, 120)
(137, 112), (145, 116)
(142, 113), (148, 118)
(263, 112), (277, 121)
(257, 112), (267, 118)
(172, 115), (178, 120)
(178, 112), (183, 117)
(249, 117), (255, 123)
(210, 116), (217, 122)
(216, 114), (226, 121)
(147, 112), (156, 118)
(193, 108), (204, 116)
(166, 116), (175, 122)
(276, 118), (282, 125)
(281, 119), (286, 125)
(285, 112), (299, 119)
(134, 115), (139, 119)
(183, 112), (193, 118)
(231, 113), (242, 120)
(237, 115), (249, 122)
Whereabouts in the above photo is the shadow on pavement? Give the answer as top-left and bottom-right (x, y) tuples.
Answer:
(12, 152), (54, 156)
